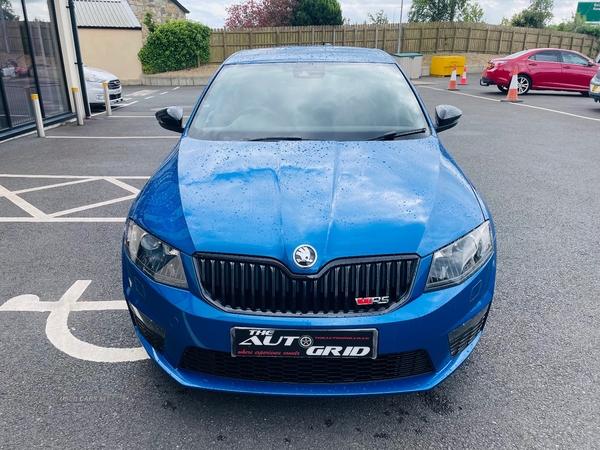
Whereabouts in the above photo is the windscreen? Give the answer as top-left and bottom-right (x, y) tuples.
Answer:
(187, 62), (429, 141)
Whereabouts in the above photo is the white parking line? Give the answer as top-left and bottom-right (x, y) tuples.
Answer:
(103, 177), (140, 194)
(173, 86), (180, 90)
(160, 92), (168, 95)
(49, 195), (136, 218)
(421, 86), (600, 121)
(0, 175), (149, 223)
(12, 178), (100, 195)
(129, 90), (158, 97)
(90, 101), (138, 117)
(145, 96), (155, 99)
(0, 175), (149, 179)
(0, 217), (125, 223)
(0, 184), (49, 219)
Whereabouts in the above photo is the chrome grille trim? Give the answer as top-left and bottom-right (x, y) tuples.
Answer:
(194, 253), (419, 316)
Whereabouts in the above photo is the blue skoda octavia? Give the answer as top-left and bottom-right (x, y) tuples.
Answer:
(122, 46), (496, 396)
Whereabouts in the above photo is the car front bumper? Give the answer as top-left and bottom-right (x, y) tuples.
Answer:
(86, 84), (123, 105)
(122, 252), (496, 396)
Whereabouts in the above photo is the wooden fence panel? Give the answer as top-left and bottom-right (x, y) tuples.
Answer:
(208, 23), (600, 64)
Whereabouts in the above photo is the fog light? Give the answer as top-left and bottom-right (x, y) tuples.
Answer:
(448, 304), (490, 357)
(129, 302), (166, 353)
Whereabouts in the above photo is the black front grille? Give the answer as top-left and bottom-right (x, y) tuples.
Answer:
(195, 254), (419, 315)
(108, 79), (120, 89)
(448, 305), (490, 357)
(109, 93), (121, 100)
(179, 347), (434, 383)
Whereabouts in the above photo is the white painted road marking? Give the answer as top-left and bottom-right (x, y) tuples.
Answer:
(12, 178), (101, 195)
(129, 90), (159, 97)
(0, 217), (126, 222)
(422, 86), (600, 122)
(144, 96), (155, 99)
(0, 174), (149, 179)
(0, 184), (49, 219)
(0, 280), (149, 363)
(90, 101), (138, 117)
(48, 194), (137, 218)
(0, 175), (148, 223)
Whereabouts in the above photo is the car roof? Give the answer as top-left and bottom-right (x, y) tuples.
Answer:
(223, 46), (396, 65)
(522, 48), (586, 54)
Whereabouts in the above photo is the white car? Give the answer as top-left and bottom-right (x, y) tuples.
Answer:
(83, 66), (123, 106)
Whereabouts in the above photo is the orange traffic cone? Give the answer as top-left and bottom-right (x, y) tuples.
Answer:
(460, 66), (468, 85)
(501, 66), (523, 103)
(447, 64), (459, 91)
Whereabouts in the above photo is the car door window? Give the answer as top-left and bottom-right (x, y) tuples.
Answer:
(561, 52), (589, 65)
(528, 51), (560, 62)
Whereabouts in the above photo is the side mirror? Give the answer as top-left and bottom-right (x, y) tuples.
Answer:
(434, 105), (462, 133)
(156, 107), (184, 133)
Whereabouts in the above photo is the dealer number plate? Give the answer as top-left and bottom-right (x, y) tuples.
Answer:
(231, 328), (378, 359)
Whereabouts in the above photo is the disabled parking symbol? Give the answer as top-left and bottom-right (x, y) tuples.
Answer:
(0, 280), (149, 362)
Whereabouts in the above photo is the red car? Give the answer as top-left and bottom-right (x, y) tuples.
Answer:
(480, 48), (599, 95)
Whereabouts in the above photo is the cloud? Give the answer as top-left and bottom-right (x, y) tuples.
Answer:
(185, 0), (582, 29)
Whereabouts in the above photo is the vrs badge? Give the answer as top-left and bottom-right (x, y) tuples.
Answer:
(355, 296), (390, 306)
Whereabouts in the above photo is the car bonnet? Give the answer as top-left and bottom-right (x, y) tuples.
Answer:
(132, 136), (482, 267)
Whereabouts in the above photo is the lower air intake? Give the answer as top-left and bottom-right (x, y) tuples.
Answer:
(179, 347), (434, 383)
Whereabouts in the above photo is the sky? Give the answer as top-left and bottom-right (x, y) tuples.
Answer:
(183, 1), (585, 30)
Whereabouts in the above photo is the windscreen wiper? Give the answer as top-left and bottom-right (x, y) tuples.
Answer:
(245, 136), (304, 141)
(367, 128), (427, 141)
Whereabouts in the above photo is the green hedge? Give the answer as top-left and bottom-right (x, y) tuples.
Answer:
(138, 20), (212, 74)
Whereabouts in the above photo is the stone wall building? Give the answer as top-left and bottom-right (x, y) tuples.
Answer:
(126, 0), (189, 38)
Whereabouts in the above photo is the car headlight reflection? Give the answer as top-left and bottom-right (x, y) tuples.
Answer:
(124, 220), (188, 289)
(425, 221), (493, 291)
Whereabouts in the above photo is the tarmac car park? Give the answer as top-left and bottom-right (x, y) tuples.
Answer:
(1, 77), (599, 449)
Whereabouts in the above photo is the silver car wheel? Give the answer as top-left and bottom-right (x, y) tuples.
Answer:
(517, 75), (531, 95)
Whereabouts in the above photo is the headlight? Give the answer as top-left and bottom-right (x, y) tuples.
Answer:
(425, 221), (493, 291)
(85, 74), (105, 83)
(124, 220), (188, 289)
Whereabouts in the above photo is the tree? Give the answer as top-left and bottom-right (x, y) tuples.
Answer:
(138, 20), (212, 74)
(1, 0), (18, 21)
(291, 0), (343, 26)
(225, 0), (342, 28)
(458, 1), (485, 22)
(408, 0), (468, 22)
(551, 12), (586, 32)
(225, 0), (296, 28)
(367, 9), (388, 24)
(509, 0), (553, 29)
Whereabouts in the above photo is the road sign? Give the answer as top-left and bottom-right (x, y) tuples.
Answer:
(577, 2), (600, 22)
